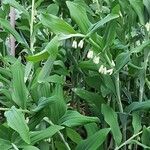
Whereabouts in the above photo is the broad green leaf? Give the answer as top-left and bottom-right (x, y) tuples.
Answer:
(32, 96), (56, 112)
(24, 62), (33, 83)
(58, 33), (85, 41)
(66, 128), (82, 144)
(46, 85), (67, 124)
(141, 127), (150, 148)
(85, 76), (101, 90)
(73, 88), (104, 109)
(3, 0), (30, 20)
(74, 0), (95, 16)
(4, 106), (30, 144)
(76, 128), (110, 150)
(0, 139), (12, 150)
(0, 18), (27, 47)
(144, 0), (150, 15)
(131, 40), (150, 53)
(45, 75), (64, 84)
(11, 61), (28, 109)
(0, 124), (13, 140)
(79, 60), (98, 71)
(38, 141), (49, 150)
(35, 82), (51, 99)
(84, 123), (99, 137)
(35, 0), (44, 8)
(87, 14), (119, 36)
(40, 13), (76, 34)
(37, 57), (54, 83)
(115, 52), (130, 72)
(125, 100), (150, 113)
(59, 110), (99, 127)
(30, 125), (64, 144)
(66, 1), (91, 34)
(28, 111), (45, 130)
(132, 112), (142, 134)
(27, 36), (59, 62)
(55, 141), (66, 150)
(0, 89), (12, 107)
(102, 21), (117, 49)
(101, 104), (122, 145)
(27, 49), (49, 62)
(129, 0), (145, 25)
(47, 3), (59, 15)
(103, 75), (116, 95)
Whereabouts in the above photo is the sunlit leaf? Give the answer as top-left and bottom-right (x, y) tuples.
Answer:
(59, 110), (99, 127)
(76, 128), (110, 150)
(11, 61), (28, 109)
(40, 13), (76, 34)
(101, 104), (122, 145)
(5, 106), (30, 144)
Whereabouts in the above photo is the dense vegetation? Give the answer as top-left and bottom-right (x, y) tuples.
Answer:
(0, 0), (150, 149)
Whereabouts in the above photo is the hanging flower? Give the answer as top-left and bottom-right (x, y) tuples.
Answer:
(98, 65), (104, 73)
(87, 50), (94, 59)
(103, 67), (107, 75)
(106, 68), (113, 75)
(72, 40), (78, 49)
(145, 22), (150, 31)
(78, 40), (84, 49)
(99, 65), (113, 75)
(93, 56), (100, 64)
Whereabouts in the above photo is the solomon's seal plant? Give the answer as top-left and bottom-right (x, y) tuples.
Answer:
(0, 0), (149, 150)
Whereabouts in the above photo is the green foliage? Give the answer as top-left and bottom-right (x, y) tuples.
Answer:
(4, 106), (30, 144)
(0, 0), (149, 149)
(101, 104), (122, 145)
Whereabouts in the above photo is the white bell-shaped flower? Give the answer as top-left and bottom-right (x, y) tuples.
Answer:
(72, 40), (78, 49)
(93, 56), (100, 64)
(78, 40), (84, 49)
(87, 50), (94, 59)
(145, 22), (150, 31)
(106, 68), (113, 75)
(103, 67), (107, 74)
(98, 65), (104, 73)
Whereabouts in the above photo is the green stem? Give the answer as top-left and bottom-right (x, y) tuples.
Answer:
(88, 38), (101, 50)
(104, 53), (113, 67)
(44, 117), (71, 150)
(30, 0), (35, 52)
(115, 73), (123, 113)
(115, 126), (150, 150)
(115, 73), (125, 149)
(12, 143), (19, 150)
